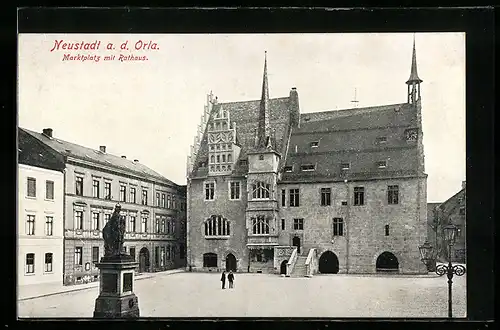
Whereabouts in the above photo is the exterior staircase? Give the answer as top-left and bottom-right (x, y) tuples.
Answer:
(290, 256), (308, 277)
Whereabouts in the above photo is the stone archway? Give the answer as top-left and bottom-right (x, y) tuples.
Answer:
(139, 247), (150, 273)
(280, 260), (288, 275)
(376, 251), (399, 272)
(226, 253), (237, 272)
(319, 251), (339, 274)
(292, 236), (301, 254)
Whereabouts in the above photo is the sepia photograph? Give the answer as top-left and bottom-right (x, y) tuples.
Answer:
(17, 31), (466, 319)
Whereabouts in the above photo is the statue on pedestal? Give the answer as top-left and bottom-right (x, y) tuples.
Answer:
(102, 204), (126, 257)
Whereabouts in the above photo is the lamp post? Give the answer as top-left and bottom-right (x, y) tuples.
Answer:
(419, 224), (466, 318)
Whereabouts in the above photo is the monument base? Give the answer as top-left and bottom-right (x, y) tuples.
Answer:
(93, 253), (140, 319)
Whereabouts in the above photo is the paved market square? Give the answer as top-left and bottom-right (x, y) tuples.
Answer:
(18, 271), (466, 318)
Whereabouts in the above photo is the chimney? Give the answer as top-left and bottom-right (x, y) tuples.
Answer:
(134, 159), (139, 163)
(461, 181), (466, 190)
(121, 155), (127, 159)
(99, 146), (106, 153)
(42, 128), (53, 138)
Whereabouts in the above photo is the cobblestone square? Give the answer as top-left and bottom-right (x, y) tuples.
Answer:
(18, 272), (466, 318)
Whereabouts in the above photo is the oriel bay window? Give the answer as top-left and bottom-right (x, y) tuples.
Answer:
(204, 215), (230, 237)
(252, 181), (270, 199)
(252, 215), (270, 235)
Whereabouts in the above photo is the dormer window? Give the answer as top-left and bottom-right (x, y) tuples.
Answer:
(377, 161), (387, 169)
(284, 165), (293, 173)
(341, 163), (350, 170)
(259, 155), (264, 160)
(310, 141), (319, 148)
(300, 164), (315, 172)
(376, 137), (387, 144)
(240, 159), (248, 166)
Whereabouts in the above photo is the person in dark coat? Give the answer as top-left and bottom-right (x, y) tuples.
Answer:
(221, 271), (226, 289)
(228, 270), (234, 289)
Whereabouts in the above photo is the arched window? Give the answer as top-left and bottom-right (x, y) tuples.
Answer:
(228, 154), (232, 162)
(222, 122), (227, 130)
(210, 155), (215, 164)
(252, 181), (271, 199)
(222, 154), (226, 163)
(204, 215), (230, 237)
(252, 215), (270, 234)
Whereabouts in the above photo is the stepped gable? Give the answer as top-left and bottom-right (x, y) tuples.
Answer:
(191, 96), (291, 178)
(21, 127), (178, 187)
(18, 128), (65, 172)
(281, 102), (421, 183)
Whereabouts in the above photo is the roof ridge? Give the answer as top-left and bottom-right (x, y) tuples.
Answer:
(220, 96), (289, 105)
(301, 102), (408, 120)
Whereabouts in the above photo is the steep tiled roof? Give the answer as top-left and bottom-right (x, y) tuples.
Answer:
(21, 128), (178, 187)
(191, 97), (291, 178)
(281, 103), (422, 182)
(18, 128), (65, 172)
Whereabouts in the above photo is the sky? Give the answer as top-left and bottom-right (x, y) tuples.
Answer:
(18, 33), (465, 202)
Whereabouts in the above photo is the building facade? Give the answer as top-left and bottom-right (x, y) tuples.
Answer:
(427, 181), (466, 263)
(22, 128), (187, 286)
(18, 129), (65, 286)
(187, 41), (428, 275)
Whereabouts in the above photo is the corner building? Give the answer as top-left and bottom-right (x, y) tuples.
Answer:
(187, 41), (428, 275)
(22, 128), (187, 285)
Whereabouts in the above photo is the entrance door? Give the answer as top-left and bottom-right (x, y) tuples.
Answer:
(319, 251), (339, 274)
(292, 236), (301, 254)
(376, 251), (399, 272)
(226, 253), (237, 272)
(139, 247), (150, 273)
(280, 260), (288, 275)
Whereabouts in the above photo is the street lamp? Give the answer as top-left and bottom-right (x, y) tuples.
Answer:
(419, 224), (466, 318)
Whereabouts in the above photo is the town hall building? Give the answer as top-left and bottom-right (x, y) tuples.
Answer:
(186, 39), (428, 276)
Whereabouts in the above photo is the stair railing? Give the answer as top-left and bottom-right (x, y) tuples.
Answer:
(286, 247), (298, 277)
(305, 248), (316, 277)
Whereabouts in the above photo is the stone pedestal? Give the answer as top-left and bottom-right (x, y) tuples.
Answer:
(93, 254), (140, 318)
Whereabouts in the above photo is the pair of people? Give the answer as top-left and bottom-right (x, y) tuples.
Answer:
(221, 270), (234, 289)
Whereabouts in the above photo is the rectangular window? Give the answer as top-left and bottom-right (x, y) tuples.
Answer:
(281, 189), (286, 206)
(376, 136), (387, 144)
(160, 247), (165, 267)
(341, 163), (350, 170)
(104, 182), (111, 200)
(155, 216), (161, 233)
(167, 194), (172, 208)
(104, 213), (111, 227)
(26, 215), (35, 235)
(161, 193), (166, 208)
(75, 176), (83, 196)
(387, 185), (399, 205)
(333, 218), (344, 236)
(155, 246), (160, 267)
(130, 247), (136, 261)
(281, 219), (285, 230)
(293, 218), (304, 230)
(161, 217), (166, 234)
(230, 182), (240, 200)
(26, 253), (35, 273)
(205, 182), (215, 200)
(120, 185), (127, 202)
(141, 190), (148, 205)
(156, 192), (161, 206)
(310, 141), (319, 148)
(172, 196), (176, 209)
(289, 189), (300, 207)
(92, 179), (100, 198)
(45, 180), (54, 200)
(45, 216), (53, 236)
(75, 211), (83, 230)
(27, 177), (36, 197)
(141, 215), (148, 233)
(385, 224), (390, 236)
(377, 160), (387, 169)
(130, 187), (136, 203)
(129, 215), (136, 232)
(92, 212), (100, 230)
(300, 164), (315, 171)
(44, 253), (53, 272)
(284, 165), (293, 173)
(92, 246), (99, 264)
(354, 187), (365, 206)
(321, 188), (331, 206)
(74, 247), (83, 265)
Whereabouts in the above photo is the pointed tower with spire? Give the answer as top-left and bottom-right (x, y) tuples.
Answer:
(406, 35), (423, 104)
(257, 51), (271, 148)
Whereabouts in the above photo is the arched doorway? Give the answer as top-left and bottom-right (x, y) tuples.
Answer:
(376, 251), (399, 272)
(292, 236), (301, 254)
(280, 260), (288, 275)
(226, 253), (237, 271)
(139, 247), (150, 273)
(319, 251), (339, 274)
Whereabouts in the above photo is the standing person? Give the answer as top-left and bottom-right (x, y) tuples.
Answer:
(228, 270), (234, 289)
(221, 271), (226, 289)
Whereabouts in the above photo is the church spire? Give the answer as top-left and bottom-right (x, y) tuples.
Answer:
(258, 51), (270, 147)
(406, 35), (423, 104)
